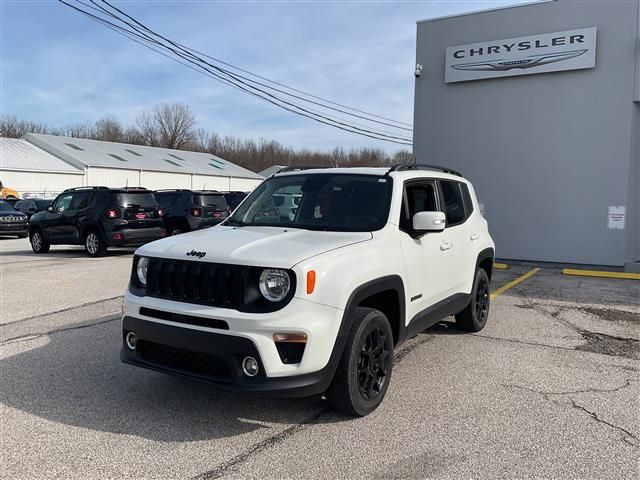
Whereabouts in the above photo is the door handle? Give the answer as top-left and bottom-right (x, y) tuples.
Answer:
(440, 240), (453, 251)
(470, 232), (480, 241)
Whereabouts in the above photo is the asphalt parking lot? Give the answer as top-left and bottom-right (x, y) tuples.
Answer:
(1, 237), (638, 480)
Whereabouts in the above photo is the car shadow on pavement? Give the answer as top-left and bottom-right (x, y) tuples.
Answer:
(0, 319), (331, 443)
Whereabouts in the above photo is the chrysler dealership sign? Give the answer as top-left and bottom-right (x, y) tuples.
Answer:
(445, 27), (597, 83)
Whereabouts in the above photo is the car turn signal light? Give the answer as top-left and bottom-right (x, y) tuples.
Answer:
(306, 270), (316, 295)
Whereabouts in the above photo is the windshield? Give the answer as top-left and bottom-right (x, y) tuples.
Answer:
(193, 194), (228, 210)
(0, 200), (15, 211)
(36, 199), (52, 209)
(227, 174), (392, 231)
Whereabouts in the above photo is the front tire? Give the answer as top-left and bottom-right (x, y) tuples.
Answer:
(29, 229), (50, 253)
(326, 307), (394, 417)
(85, 229), (107, 257)
(455, 268), (490, 332)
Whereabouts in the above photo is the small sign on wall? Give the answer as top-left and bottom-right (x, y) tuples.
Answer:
(607, 206), (626, 230)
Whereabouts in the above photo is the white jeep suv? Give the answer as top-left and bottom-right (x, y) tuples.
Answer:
(122, 164), (495, 416)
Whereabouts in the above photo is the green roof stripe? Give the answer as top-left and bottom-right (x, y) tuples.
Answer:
(125, 149), (142, 157)
(108, 154), (128, 162)
(164, 159), (181, 167)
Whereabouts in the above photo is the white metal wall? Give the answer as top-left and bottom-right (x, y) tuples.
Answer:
(230, 177), (262, 192)
(141, 171), (191, 189)
(191, 174), (230, 191)
(0, 169), (83, 197)
(87, 167), (140, 189)
(85, 167), (262, 192)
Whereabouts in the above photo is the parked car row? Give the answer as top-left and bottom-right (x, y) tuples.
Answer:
(4, 186), (249, 257)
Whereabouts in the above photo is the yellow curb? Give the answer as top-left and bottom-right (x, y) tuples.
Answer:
(493, 263), (509, 270)
(491, 268), (541, 299)
(562, 268), (640, 280)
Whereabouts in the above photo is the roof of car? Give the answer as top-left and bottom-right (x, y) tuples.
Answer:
(272, 166), (468, 183)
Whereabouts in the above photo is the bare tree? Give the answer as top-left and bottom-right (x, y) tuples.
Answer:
(152, 102), (196, 150)
(392, 149), (413, 164)
(0, 116), (51, 138)
(135, 110), (159, 146)
(2, 110), (413, 170)
(94, 115), (124, 142)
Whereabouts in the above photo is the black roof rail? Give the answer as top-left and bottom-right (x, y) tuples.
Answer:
(386, 163), (463, 177)
(154, 189), (193, 192)
(62, 186), (109, 192)
(275, 166), (327, 175)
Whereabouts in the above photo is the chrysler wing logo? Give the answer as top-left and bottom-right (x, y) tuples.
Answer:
(451, 49), (587, 72)
(186, 250), (206, 258)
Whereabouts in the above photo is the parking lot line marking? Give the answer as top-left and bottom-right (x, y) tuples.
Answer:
(491, 267), (540, 299)
(562, 268), (640, 280)
(493, 262), (509, 269)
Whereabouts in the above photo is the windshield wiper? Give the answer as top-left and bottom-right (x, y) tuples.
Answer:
(225, 218), (246, 227)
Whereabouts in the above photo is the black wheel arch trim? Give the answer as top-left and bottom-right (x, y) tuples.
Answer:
(315, 275), (406, 391)
(475, 247), (495, 280)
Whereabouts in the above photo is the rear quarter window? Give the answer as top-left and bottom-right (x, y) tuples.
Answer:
(461, 184), (474, 218)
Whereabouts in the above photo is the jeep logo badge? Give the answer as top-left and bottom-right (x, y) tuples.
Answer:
(186, 250), (206, 258)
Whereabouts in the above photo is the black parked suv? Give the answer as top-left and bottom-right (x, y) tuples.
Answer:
(154, 190), (230, 235)
(0, 199), (28, 238)
(14, 198), (53, 219)
(28, 187), (166, 257)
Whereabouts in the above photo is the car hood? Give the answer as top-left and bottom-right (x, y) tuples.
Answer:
(0, 211), (27, 219)
(136, 225), (372, 268)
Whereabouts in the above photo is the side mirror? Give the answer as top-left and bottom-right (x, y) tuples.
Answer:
(47, 206), (54, 213)
(412, 211), (446, 234)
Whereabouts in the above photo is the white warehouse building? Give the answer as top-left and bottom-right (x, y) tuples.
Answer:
(1, 133), (263, 197)
(0, 138), (85, 196)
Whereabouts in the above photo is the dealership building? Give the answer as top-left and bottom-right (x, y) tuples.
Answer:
(413, 0), (639, 271)
(0, 134), (263, 197)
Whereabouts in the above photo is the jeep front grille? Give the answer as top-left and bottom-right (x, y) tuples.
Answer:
(144, 258), (246, 308)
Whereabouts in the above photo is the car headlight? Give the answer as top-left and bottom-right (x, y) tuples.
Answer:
(136, 257), (150, 286)
(259, 269), (290, 302)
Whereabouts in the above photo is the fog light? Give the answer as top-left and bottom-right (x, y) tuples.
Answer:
(242, 356), (259, 377)
(125, 331), (137, 351)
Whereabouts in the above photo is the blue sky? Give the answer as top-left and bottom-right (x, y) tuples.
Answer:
(1, 0), (532, 152)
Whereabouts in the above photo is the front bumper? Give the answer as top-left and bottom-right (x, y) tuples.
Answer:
(0, 223), (28, 235)
(121, 292), (344, 397)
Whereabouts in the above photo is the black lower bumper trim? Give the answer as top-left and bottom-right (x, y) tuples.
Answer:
(121, 316), (335, 398)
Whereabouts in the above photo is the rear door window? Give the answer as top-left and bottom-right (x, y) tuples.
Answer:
(439, 181), (465, 226)
(70, 191), (91, 210)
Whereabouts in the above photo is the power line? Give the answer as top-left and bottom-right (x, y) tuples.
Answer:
(91, 0), (412, 131)
(64, 0), (412, 144)
(59, 0), (413, 145)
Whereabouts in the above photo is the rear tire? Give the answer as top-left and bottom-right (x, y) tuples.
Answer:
(84, 229), (107, 257)
(29, 229), (50, 254)
(326, 307), (394, 417)
(455, 268), (490, 332)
